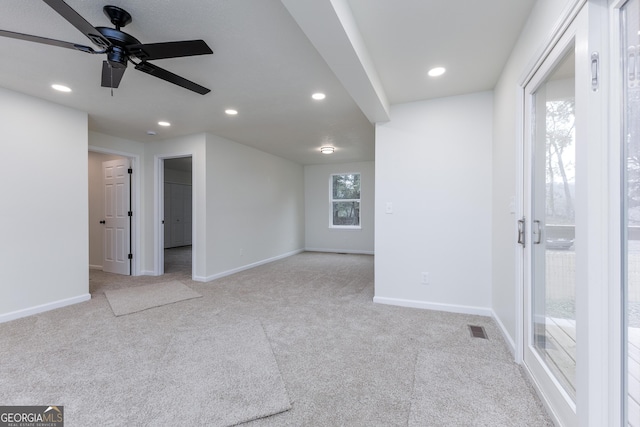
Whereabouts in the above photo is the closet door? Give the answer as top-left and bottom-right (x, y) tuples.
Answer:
(184, 185), (193, 245)
(164, 183), (172, 249)
(170, 183), (186, 247)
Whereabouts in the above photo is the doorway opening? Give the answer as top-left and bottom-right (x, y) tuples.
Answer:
(157, 156), (194, 277)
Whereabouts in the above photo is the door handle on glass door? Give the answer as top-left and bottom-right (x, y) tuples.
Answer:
(517, 218), (526, 247)
(533, 220), (542, 244)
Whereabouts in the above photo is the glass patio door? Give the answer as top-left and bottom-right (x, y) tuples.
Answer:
(622, 0), (640, 424)
(523, 9), (585, 426)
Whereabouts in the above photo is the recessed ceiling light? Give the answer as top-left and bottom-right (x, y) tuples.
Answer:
(225, 109), (238, 115)
(51, 84), (71, 92)
(312, 92), (326, 100)
(158, 121), (171, 127)
(320, 146), (335, 154)
(428, 67), (446, 77)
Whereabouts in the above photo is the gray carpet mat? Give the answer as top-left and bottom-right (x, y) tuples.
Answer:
(104, 280), (202, 316)
(140, 315), (292, 426)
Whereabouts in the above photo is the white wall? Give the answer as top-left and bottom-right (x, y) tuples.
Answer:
(0, 88), (89, 320)
(492, 0), (574, 344)
(374, 91), (493, 315)
(88, 151), (125, 268)
(138, 132), (305, 281)
(89, 131), (145, 158)
(142, 134), (207, 277)
(204, 133), (305, 279)
(304, 162), (374, 254)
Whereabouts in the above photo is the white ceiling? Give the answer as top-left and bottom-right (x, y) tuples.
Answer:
(0, 0), (535, 165)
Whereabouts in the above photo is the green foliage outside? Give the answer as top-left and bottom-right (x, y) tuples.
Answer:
(332, 174), (360, 226)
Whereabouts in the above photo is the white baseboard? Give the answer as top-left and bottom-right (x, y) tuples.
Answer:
(89, 264), (102, 270)
(140, 270), (157, 276)
(491, 309), (516, 357)
(372, 296), (493, 317)
(197, 249), (305, 282)
(0, 294), (91, 323)
(305, 247), (374, 255)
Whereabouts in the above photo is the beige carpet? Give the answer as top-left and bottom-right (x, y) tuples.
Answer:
(104, 280), (202, 316)
(0, 308), (291, 426)
(409, 350), (552, 426)
(1, 252), (552, 426)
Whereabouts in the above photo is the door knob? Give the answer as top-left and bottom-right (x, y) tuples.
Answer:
(100, 220), (106, 224)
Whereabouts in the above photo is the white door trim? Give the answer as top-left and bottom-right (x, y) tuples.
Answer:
(606, 1), (628, 425)
(88, 145), (141, 276)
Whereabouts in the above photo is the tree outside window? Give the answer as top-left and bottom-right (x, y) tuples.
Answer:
(331, 173), (360, 228)
(545, 99), (575, 225)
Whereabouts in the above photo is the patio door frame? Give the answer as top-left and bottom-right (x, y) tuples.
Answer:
(516, 1), (623, 425)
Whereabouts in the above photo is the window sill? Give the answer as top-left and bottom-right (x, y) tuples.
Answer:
(329, 226), (362, 231)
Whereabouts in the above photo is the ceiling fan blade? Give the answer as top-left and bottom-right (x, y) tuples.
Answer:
(135, 62), (210, 95)
(101, 61), (126, 88)
(127, 40), (213, 61)
(42, 0), (111, 49)
(0, 29), (96, 53)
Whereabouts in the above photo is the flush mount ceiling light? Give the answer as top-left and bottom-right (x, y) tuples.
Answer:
(146, 130), (157, 136)
(158, 121), (171, 127)
(428, 67), (446, 77)
(312, 92), (326, 100)
(320, 146), (335, 154)
(51, 84), (71, 92)
(225, 109), (238, 115)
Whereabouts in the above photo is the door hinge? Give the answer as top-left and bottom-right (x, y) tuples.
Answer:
(128, 168), (133, 174)
(128, 253), (133, 260)
(591, 52), (599, 92)
(128, 211), (132, 217)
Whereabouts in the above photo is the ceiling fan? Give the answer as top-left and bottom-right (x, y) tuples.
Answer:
(0, 0), (213, 94)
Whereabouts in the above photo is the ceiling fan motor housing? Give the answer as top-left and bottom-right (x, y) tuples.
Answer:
(106, 47), (127, 68)
(96, 26), (141, 68)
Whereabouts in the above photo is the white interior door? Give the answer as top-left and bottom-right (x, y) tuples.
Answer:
(523, 9), (586, 426)
(102, 158), (130, 275)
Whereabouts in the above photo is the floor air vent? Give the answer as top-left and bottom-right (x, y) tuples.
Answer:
(468, 325), (488, 339)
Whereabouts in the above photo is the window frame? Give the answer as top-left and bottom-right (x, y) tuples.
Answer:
(329, 172), (362, 230)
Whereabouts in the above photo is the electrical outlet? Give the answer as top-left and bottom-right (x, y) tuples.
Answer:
(239, 248), (243, 256)
(421, 272), (429, 285)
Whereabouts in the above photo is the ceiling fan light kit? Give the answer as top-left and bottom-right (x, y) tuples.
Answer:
(0, 1), (213, 95)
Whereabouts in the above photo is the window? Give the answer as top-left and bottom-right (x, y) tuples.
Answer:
(330, 173), (360, 228)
